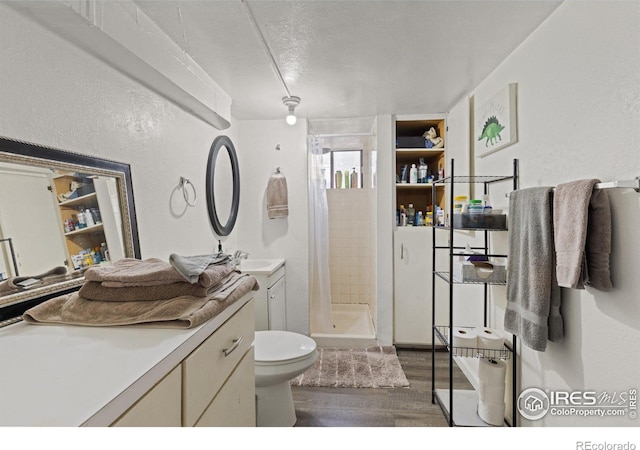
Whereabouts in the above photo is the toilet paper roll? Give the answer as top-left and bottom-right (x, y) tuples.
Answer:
(475, 327), (504, 355)
(477, 358), (507, 425)
(449, 327), (478, 349)
(478, 401), (506, 426)
(477, 358), (507, 406)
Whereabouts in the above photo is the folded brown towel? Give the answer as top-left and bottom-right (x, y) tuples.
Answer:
(23, 275), (259, 329)
(79, 269), (242, 302)
(0, 266), (68, 294)
(79, 280), (210, 302)
(267, 173), (288, 219)
(553, 179), (612, 291)
(85, 258), (234, 289)
(84, 258), (184, 285)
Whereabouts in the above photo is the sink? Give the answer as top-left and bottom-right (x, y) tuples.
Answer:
(238, 258), (285, 275)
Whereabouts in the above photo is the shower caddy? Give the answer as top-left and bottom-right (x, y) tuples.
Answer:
(430, 158), (519, 427)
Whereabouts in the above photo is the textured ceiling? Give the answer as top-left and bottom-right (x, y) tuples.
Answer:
(135, 0), (562, 122)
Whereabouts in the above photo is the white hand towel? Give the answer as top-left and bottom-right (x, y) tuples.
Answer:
(267, 173), (289, 219)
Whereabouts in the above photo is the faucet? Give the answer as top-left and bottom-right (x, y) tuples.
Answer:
(232, 250), (249, 266)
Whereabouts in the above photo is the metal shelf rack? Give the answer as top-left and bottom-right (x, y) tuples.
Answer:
(430, 158), (519, 427)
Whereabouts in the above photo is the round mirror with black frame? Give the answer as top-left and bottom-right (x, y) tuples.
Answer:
(206, 135), (240, 237)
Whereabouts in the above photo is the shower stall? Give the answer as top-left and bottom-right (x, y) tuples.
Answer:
(308, 118), (378, 347)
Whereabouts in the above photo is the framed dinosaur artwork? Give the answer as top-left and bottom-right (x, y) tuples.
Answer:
(474, 83), (518, 158)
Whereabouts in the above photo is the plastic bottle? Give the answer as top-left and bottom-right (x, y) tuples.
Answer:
(91, 208), (101, 224)
(85, 208), (95, 227)
(417, 211), (424, 226)
(350, 168), (358, 188)
(418, 158), (427, 183)
(77, 207), (86, 229)
(344, 170), (351, 189)
(335, 170), (343, 189)
(407, 204), (416, 226)
(400, 165), (408, 183)
(453, 196), (468, 214)
(409, 164), (418, 184)
(399, 205), (406, 226)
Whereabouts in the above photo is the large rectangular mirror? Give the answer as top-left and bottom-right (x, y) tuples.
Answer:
(0, 136), (140, 321)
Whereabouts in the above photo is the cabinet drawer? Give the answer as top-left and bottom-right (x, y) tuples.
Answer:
(112, 364), (181, 427)
(182, 299), (254, 426)
(195, 347), (256, 427)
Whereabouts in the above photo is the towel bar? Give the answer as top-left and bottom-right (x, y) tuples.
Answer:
(593, 177), (640, 192)
(504, 177), (640, 197)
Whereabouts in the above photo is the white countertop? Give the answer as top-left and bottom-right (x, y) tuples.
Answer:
(0, 294), (251, 426)
(238, 258), (285, 276)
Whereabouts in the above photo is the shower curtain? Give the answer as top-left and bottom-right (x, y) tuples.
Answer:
(308, 137), (333, 333)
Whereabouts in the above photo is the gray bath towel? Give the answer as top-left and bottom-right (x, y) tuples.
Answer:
(553, 179), (612, 291)
(169, 253), (231, 284)
(504, 188), (563, 352)
(267, 173), (289, 219)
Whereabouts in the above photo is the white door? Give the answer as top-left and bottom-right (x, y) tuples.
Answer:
(393, 228), (434, 345)
(267, 276), (286, 331)
(0, 165), (68, 276)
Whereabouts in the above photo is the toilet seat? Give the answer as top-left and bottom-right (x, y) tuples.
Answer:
(254, 330), (316, 365)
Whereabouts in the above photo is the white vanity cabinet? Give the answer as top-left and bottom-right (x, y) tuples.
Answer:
(249, 263), (286, 331)
(112, 365), (182, 427)
(0, 293), (257, 427)
(112, 298), (255, 427)
(182, 298), (255, 427)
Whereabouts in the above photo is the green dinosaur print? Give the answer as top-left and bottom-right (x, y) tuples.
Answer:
(478, 116), (505, 147)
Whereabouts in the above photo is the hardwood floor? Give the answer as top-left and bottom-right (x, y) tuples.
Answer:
(291, 348), (473, 427)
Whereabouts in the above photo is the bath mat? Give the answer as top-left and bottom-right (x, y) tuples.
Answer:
(290, 346), (410, 388)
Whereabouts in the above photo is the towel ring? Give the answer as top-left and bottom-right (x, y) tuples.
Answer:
(179, 176), (197, 207)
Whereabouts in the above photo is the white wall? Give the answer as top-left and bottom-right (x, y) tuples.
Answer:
(376, 115), (394, 346)
(452, 1), (640, 426)
(0, 4), (237, 261)
(236, 120), (309, 335)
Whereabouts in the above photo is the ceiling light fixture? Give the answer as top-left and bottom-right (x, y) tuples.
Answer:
(283, 96), (301, 125)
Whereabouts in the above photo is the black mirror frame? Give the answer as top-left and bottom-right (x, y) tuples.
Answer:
(206, 135), (240, 237)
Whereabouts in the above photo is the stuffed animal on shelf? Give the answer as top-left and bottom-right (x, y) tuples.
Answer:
(57, 180), (83, 203)
(423, 127), (444, 149)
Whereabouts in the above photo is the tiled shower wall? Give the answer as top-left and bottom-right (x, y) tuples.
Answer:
(326, 188), (377, 323)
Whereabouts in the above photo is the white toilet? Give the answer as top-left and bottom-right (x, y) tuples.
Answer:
(254, 330), (318, 427)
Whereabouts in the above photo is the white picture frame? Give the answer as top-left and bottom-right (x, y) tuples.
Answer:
(474, 83), (518, 158)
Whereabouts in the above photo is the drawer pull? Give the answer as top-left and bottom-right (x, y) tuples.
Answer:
(269, 295), (276, 300)
(223, 336), (243, 357)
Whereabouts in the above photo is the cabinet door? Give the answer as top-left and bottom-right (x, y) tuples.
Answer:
(267, 276), (286, 330)
(393, 228), (433, 345)
(112, 365), (182, 427)
(195, 348), (256, 427)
